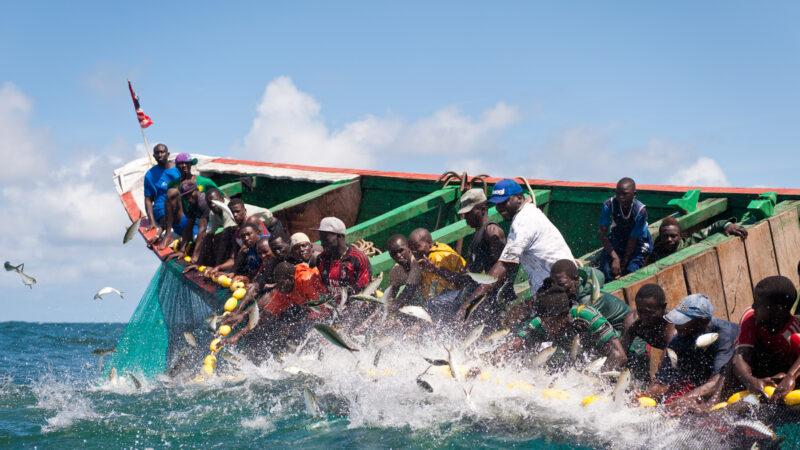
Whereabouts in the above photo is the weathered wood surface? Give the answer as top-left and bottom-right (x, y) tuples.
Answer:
(272, 180), (362, 241)
(683, 250), (729, 320)
(715, 237), (753, 323)
(743, 221), (779, 285)
(655, 263), (688, 310)
(769, 207), (800, 287)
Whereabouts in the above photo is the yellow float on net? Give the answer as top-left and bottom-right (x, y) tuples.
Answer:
(230, 281), (245, 291)
(232, 288), (247, 300)
(218, 324), (232, 337)
(202, 364), (214, 375)
(197, 265), (206, 272)
(763, 385), (776, 398)
(541, 388), (571, 400)
(637, 396), (657, 408)
(581, 395), (601, 407)
(209, 338), (222, 353)
(783, 390), (800, 406)
(184, 256), (191, 263)
(727, 390), (750, 405)
(375, 289), (383, 298)
(217, 276), (232, 288)
(204, 354), (217, 366)
(709, 402), (728, 411)
(224, 297), (238, 312)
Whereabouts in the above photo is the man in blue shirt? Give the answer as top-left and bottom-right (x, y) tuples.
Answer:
(143, 143), (180, 238)
(598, 177), (653, 280)
(643, 294), (739, 414)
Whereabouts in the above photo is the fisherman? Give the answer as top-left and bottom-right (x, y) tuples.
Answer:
(598, 177), (652, 280)
(224, 262), (326, 356)
(386, 234), (424, 306)
(203, 198), (249, 277)
(496, 285), (628, 370)
(621, 284), (676, 381)
(247, 209), (286, 239)
(175, 180), (211, 264)
(158, 152), (218, 250)
(462, 179), (574, 316)
(547, 259), (634, 333)
(732, 276), (800, 403)
(408, 228), (466, 300)
(189, 187), (237, 268)
(269, 234), (292, 262)
(647, 216), (748, 264)
(232, 223), (263, 280)
(316, 217), (372, 294)
(143, 143), (180, 240)
(644, 294), (739, 413)
(288, 232), (319, 267)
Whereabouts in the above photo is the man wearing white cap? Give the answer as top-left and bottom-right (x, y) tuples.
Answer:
(288, 232), (319, 267)
(315, 217), (372, 294)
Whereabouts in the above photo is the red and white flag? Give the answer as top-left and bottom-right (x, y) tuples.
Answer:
(128, 80), (153, 128)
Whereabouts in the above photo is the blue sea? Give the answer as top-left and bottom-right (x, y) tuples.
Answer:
(1, 321), (796, 449)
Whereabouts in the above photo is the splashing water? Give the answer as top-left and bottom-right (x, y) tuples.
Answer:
(2, 321), (798, 448)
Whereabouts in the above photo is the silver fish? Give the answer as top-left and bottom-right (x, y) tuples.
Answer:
(313, 324), (359, 352)
(463, 294), (487, 321)
(590, 268), (601, 304)
(246, 303), (260, 331)
(303, 387), (322, 417)
(350, 294), (384, 304)
(423, 357), (450, 366)
(93, 286), (124, 300)
(467, 272), (497, 285)
(91, 347), (115, 357)
(485, 328), (510, 344)
(206, 314), (219, 332)
(666, 348), (679, 368)
(128, 373), (142, 390)
(569, 334), (582, 361)
(612, 368), (631, 404)
(444, 345), (460, 382)
(584, 356), (607, 374)
(183, 332), (198, 348)
(108, 367), (117, 381)
(531, 345), (557, 367)
(416, 378), (434, 393)
(462, 324), (485, 350)
(359, 273), (383, 297)
(732, 419), (777, 441)
(338, 287), (348, 309)
(600, 370), (621, 378)
(123, 217), (142, 244)
(211, 199), (235, 223)
(695, 332), (719, 348)
(399, 306), (433, 324)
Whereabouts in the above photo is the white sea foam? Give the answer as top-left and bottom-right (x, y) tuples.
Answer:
(241, 416), (276, 433)
(33, 378), (100, 433)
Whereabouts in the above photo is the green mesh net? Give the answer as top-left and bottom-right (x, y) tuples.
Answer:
(105, 262), (224, 378)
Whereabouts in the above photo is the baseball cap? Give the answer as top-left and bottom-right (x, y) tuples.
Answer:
(174, 152), (198, 165)
(315, 217), (346, 235)
(664, 294), (714, 325)
(488, 179), (523, 204)
(179, 180), (198, 196)
(290, 232), (311, 247)
(458, 188), (487, 214)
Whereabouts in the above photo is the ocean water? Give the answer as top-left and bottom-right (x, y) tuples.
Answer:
(0, 321), (794, 449)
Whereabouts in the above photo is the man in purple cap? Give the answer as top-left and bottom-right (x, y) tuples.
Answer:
(315, 216), (372, 295)
(461, 179), (573, 318)
(143, 143), (180, 240)
(157, 152), (218, 249)
(642, 293), (738, 413)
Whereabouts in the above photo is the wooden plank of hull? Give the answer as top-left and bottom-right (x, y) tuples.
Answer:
(683, 250), (729, 320)
(656, 263), (688, 310)
(715, 236), (753, 324)
(345, 187), (459, 244)
(743, 221), (779, 285)
(271, 179), (362, 241)
(768, 207), (800, 287)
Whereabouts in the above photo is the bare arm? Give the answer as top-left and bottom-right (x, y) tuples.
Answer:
(144, 196), (159, 232)
(621, 236), (637, 270)
(602, 337), (628, 370)
(770, 352), (800, 402)
(462, 259), (515, 306)
(599, 225), (621, 277)
(190, 216), (209, 262)
(732, 347), (767, 395)
(621, 316), (638, 354)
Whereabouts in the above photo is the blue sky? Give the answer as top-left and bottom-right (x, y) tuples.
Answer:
(1, 1), (798, 322)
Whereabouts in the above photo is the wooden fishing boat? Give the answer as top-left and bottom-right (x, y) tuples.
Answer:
(114, 154), (800, 321)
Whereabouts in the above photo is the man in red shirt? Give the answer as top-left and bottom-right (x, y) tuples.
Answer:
(732, 275), (800, 403)
(315, 217), (372, 295)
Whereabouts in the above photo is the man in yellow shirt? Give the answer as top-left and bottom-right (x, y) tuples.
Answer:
(408, 228), (466, 299)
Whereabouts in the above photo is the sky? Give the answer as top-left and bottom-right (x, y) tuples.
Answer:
(1, 1), (798, 322)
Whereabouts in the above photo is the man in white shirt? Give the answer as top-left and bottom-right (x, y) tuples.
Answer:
(460, 179), (574, 319)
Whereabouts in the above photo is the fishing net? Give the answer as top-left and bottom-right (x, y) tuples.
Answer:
(105, 262), (224, 378)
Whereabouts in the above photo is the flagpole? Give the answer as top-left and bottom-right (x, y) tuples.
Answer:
(140, 127), (156, 165)
(128, 79), (156, 165)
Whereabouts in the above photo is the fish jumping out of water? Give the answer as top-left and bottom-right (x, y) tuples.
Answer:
(399, 305), (433, 324)
(4, 261), (36, 289)
(123, 217), (142, 244)
(313, 324), (359, 352)
(303, 387), (323, 417)
(93, 287), (124, 300)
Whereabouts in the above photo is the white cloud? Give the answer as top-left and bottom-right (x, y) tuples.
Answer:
(668, 157), (730, 187)
(0, 82), (157, 321)
(241, 76), (519, 169)
(0, 82), (48, 180)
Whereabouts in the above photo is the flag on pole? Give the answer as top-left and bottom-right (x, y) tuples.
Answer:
(128, 80), (154, 129)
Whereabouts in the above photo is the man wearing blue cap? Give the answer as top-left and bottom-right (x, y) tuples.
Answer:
(642, 294), (738, 413)
(461, 179), (573, 318)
